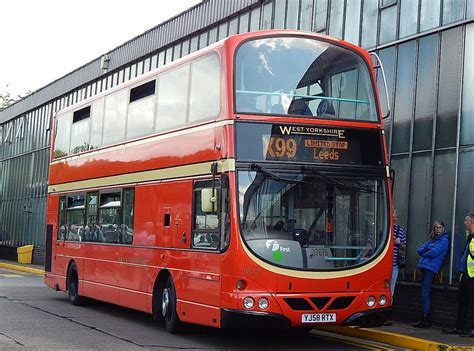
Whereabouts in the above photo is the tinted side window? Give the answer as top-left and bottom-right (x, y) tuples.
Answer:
(155, 63), (190, 131)
(53, 113), (72, 158)
(99, 192), (122, 244)
(103, 90), (128, 146)
(122, 188), (135, 244)
(127, 80), (156, 139)
(66, 194), (85, 241)
(58, 197), (67, 240)
(189, 54), (221, 122)
(192, 180), (220, 250)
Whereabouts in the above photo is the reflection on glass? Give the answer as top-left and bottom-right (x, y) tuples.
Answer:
(235, 37), (377, 121)
(238, 170), (387, 271)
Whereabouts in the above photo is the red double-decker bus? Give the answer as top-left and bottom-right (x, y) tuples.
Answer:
(45, 30), (392, 332)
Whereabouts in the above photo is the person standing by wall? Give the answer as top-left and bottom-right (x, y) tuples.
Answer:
(412, 220), (449, 328)
(392, 209), (407, 298)
(443, 212), (474, 337)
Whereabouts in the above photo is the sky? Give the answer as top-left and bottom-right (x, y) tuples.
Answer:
(0, 0), (201, 97)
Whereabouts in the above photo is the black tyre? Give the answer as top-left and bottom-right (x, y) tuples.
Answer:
(67, 262), (84, 306)
(161, 276), (181, 333)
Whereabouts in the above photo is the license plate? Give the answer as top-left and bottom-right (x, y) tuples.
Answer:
(301, 313), (336, 323)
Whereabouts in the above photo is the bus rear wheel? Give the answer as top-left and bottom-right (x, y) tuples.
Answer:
(67, 262), (84, 306)
(162, 276), (181, 333)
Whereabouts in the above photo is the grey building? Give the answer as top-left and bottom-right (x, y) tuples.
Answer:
(1, 0), (473, 303)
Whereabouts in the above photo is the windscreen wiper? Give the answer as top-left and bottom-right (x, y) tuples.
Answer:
(251, 163), (303, 183)
(301, 166), (381, 194)
(301, 166), (345, 186)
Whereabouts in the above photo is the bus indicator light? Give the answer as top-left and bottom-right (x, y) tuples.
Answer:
(236, 280), (246, 290)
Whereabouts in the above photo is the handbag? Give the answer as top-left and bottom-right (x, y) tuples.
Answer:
(397, 246), (407, 268)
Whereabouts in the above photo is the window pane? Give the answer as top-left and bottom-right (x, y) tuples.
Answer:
(454, 147), (474, 273)
(173, 44), (181, 60)
(165, 47), (173, 64)
(90, 99), (104, 149)
(198, 32), (208, 49)
(432, 150), (455, 233)
(193, 181), (220, 249)
(156, 64), (189, 131)
(380, 5), (398, 44)
(300, 0), (314, 31)
(399, 0), (419, 38)
(407, 153), (432, 275)
(53, 112), (72, 158)
(100, 192), (121, 244)
(127, 95), (156, 139)
(190, 36), (199, 53)
(182, 40), (190, 56)
(67, 210), (85, 241)
(442, 0), (466, 24)
(262, 2), (273, 29)
(436, 27), (463, 149)
(70, 118), (90, 154)
(274, 0), (285, 29)
(420, 0), (440, 31)
(235, 37), (377, 121)
(228, 17), (238, 36)
(209, 27), (218, 44)
(461, 24), (474, 145)
(392, 42), (416, 154)
(239, 12), (250, 33)
(314, 0), (328, 31)
(84, 192), (101, 242)
(58, 197), (66, 240)
(361, 0), (378, 48)
(344, 0), (361, 45)
(250, 7), (261, 31)
(103, 90), (127, 146)
(189, 54), (221, 123)
(218, 23), (228, 40)
(286, 0), (300, 29)
(329, 0), (344, 38)
(414, 35), (438, 151)
(390, 155), (410, 228)
(122, 188), (134, 244)
(377, 47), (396, 152)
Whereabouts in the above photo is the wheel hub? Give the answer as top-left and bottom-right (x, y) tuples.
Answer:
(162, 288), (170, 317)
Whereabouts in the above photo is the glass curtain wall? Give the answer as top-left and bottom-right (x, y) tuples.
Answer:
(1, 0), (472, 277)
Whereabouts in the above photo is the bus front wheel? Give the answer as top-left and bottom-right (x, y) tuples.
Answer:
(67, 262), (84, 306)
(162, 276), (181, 333)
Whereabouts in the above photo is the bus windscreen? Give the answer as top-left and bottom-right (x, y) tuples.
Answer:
(234, 36), (377, 121)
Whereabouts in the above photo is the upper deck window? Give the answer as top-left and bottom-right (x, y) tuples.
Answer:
(234, 36), (377, 121)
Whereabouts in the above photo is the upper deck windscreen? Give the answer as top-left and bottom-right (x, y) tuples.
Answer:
(234, 36), (377, 121)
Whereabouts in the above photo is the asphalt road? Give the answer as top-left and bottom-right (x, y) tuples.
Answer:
(0, 267), (397, 350)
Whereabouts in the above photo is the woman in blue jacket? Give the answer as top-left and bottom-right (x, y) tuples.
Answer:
(412, 220), (449, 328)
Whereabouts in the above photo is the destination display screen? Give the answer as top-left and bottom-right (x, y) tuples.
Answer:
(235, 122), (384, 166)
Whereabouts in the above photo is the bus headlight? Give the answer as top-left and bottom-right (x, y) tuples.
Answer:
(367, 296), (376, 307)
(243, 296), (254, 309)
(379, 295), (387, 306)
(258, 297), (269, 310)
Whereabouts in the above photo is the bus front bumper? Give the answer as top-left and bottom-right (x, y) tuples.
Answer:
(221, 309), (291, 329)
(342, 307), (392, 327)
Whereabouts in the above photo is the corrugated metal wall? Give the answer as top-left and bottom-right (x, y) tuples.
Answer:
(0, 0), (261, 251)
